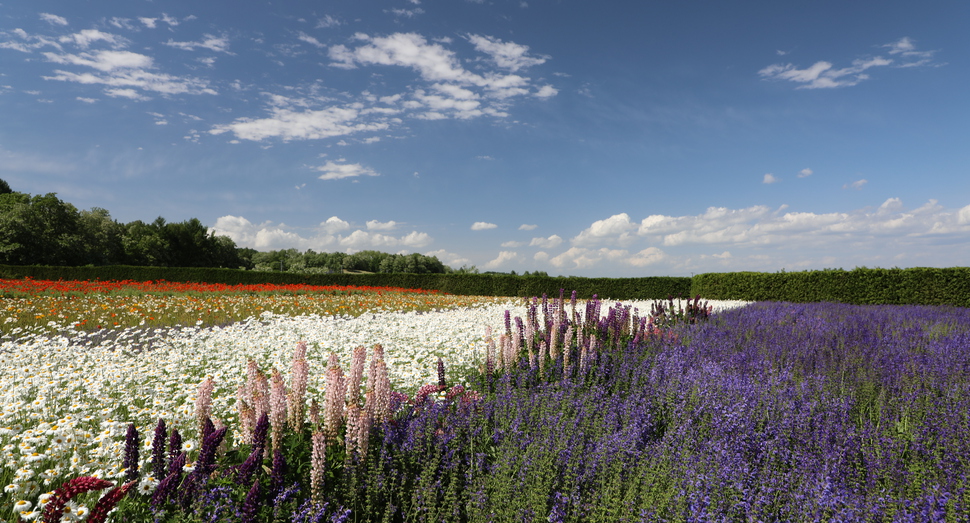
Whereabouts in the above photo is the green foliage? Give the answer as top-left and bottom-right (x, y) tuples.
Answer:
(691, 266), (970, 306)
(0, 190), (248, 269)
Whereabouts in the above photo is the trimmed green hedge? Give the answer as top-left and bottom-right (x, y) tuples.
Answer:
(5, 264), (966, 305)
(0, 265), (691, 300)
(691, 267), (970, 307)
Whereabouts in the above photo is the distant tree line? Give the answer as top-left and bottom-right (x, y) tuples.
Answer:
(0, 179), (456, 274)
(243, 248), (459, 275)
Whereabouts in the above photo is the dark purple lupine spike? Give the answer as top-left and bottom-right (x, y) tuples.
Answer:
(168, 450), (186, 477)
(150, 470), (182, 509)
(195, 426), (227, 478)
(252, 412), (269, 455)
(151, 418), (167, 480)
(437, 356), (446, 389)
(168, 428), (182, 470)
(271, 447), (286, 498)
(122, 423), (140, 482)
(235, 444), (263, 486)
(240, 478), (260, 523)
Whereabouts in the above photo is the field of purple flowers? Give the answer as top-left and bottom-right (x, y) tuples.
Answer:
(32, 296), (970, 522)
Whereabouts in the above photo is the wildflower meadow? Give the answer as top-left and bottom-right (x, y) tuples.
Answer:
(2, 278), (968, 522)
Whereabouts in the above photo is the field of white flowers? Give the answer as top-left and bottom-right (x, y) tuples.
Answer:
(0, 295), (750, 520)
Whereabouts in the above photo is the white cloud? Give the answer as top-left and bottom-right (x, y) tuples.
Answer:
(40, 13), (68, 26)
(211, 215), (432, 252)
(518, 224), (537, 231)
(881, 37), (938, 67)
(297, 32), (325, 48)
(535, 85), (558, 98)
(139, 17), (158, 28)
(316, 15), (342, 28)
(312, 160), (380, 180)
(760, 57), (891, 89)
(75, 96), (97, 103)
(211, 104), (389, 141)
(425, 249), (470, 268)
(466, 34), (548, 72)
(529, 235), (562, 249)
(501, 241), (525, 248)
(366, 219), (398, 231)
(550, 247), (627, 269)
(471, 221), (498, 231)
(571, 213), (637, 247)
(798, 168), (813, 178)
(58, 29), (126, 49)
(958, 205), (970, 225)
(165, 34), (231, 53)
(320, 216), (351, 234)
(763, 173), (778, 184)
(104, 88), (149, 100)
(483, 250), (518, 269)
(44, 67), (217, 97)
(44, 50), (152, 72)
(844, 179), (867, 190)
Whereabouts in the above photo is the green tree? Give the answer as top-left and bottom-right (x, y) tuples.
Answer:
(0, 178), (11, 195)
(122, 219), (170, 266)
(0, 192), (84, 265)
(78, 207), (126, 265)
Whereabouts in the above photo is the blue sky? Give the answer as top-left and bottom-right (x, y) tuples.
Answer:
(2, 0), (968, 276)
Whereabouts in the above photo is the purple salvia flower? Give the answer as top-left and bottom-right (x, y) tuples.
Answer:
(151, 418), (167, 480)
(122, 422), (140, 482)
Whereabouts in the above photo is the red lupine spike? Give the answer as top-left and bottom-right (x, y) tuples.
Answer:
(87, 480), (137, 523)
(43, 476), (115, 523)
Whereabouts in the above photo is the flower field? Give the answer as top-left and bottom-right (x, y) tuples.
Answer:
(2, 277), (969, 521)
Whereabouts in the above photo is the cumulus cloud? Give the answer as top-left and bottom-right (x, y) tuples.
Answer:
(366, 219), (398, 231)
(210, 215), (432, 252)
(471, 222), (498, 231)
(518, 224), (537, 231)
(501, 241), (525, 248)
(312, 160), (379, 180)
(483, 250), (518, 269)
(798, 168), (813, 178)
(844, 179), (867, 190)
(529, 235), (562, 249)
(571, 213), (637, 247)
(763, 173), (778, 184)
(425, 249), (470, 268)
